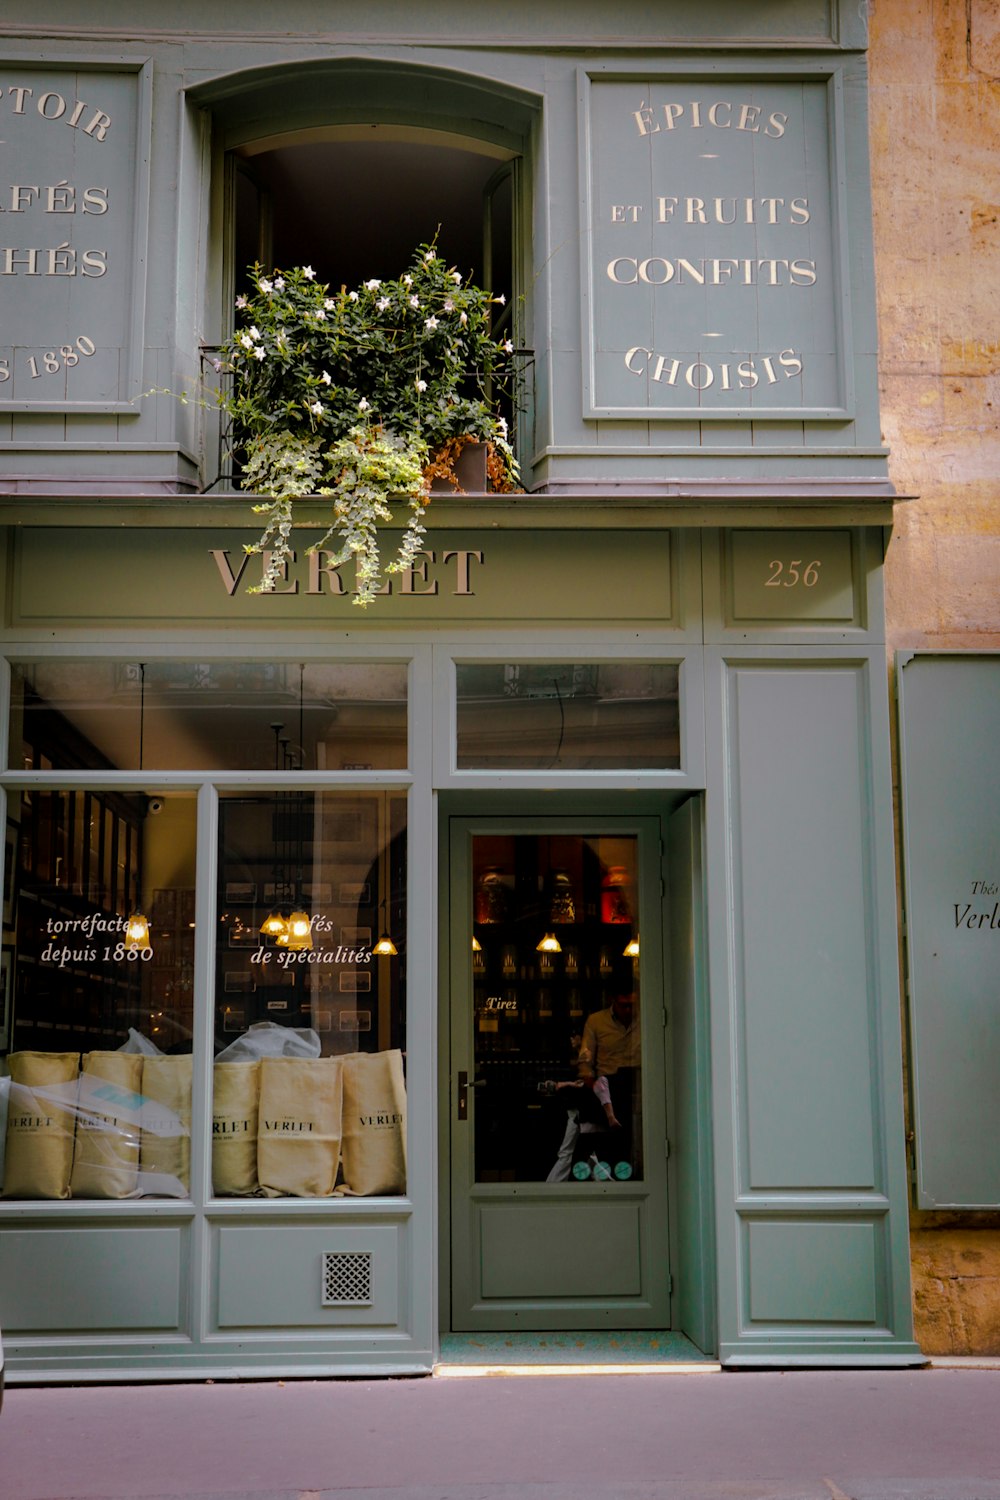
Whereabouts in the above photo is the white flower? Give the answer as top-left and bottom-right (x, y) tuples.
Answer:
(349, 290), (359, 302)
(459, 311), (468, 325)
(302, 266), (315, 280)
(253, 346), (266, 360)
(495, 293), (506, 305)
(324, 298), (335, 310)
(358, 397), (370, 411)
(377, 296), (390, 311)
(248, 326), (260, 340)
(503, 339), (514, 353)
(402, 274), (413, 286)
(415, 379), (428, 392)
(258, 278), (273, 293)
(235, 294), (248, 309)
(274, 277), (285, 290)
(424, 249), (435, 262)
(425, 316), (439, 330)
(314, 309), (326, 320)
(210, 358), (223, 373)
(310, 401), (324, 415)
(239, 332), (254, 349)
(365, 279), (381, 290)
(444, 298), (455, 312)
(498, 416), (509, 438)
(321, 370), (332, 384)
(409, 296), (420, 309)
(451, 271), (462, 283)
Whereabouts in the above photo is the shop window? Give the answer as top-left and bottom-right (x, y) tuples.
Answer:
(455, 662), (681, 770)
(0, 659), (410, 1203)
(214, 790), (407, 1199)
(9, 660), (408, 772)
(1, 786), (196, 1201)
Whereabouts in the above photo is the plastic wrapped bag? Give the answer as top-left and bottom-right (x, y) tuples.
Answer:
(215, 1021), (321, 1062)
(139, 1054), (192, 1197)
(70, 1051), (143, 1199)
(3, 1051), (79, 1199)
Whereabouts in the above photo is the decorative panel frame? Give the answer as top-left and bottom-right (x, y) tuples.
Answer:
(578, 62), (853, 421)
(0, 58), (152, 414)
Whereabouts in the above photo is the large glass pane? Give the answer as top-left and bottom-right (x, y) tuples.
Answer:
(9, 660), (408, 771)
(456, 663), (680, 770)
(471, 832), (642, 1184)
(1, 788), (197, 1200)
(213, 790), (407, 1198)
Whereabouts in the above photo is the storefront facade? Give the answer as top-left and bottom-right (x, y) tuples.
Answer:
(0, 1), (923, 1377)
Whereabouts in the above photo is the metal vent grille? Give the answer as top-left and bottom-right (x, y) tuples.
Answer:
(322, 1251), (373, 1306)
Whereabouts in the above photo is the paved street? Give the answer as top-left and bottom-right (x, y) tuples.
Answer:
(2, 1366), (1000, 1500)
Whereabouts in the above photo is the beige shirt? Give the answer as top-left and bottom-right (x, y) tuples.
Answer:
(577, 1006), (640, 1078)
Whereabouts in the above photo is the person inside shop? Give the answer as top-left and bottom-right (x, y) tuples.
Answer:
(576, 982), (641, 1176)
(543, 978), (640, 1181)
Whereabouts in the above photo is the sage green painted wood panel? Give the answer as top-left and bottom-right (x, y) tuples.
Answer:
(0, 61), (152, 414)
(479, 1201), (642, 1299)
(728, 531), (856, 623)
(0, 1225), (186, 1330)
(746, 1219), (878, 1324)
(12, 528), (673, 626)
(728, 663), (876, 1189)
(215, 1222), (403, 1328)
(0, 0), (843, 45)
(897, 653), (1000, 1208)
(667, 795), (716, 1355)
(582, 73), (848, 420)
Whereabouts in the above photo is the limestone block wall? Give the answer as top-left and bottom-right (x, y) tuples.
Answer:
(870, 0), (1000, 1353)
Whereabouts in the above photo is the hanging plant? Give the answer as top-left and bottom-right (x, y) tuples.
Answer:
(212, 244), (521, 606)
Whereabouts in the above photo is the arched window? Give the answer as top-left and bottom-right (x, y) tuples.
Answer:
(190, 60), (538, 488)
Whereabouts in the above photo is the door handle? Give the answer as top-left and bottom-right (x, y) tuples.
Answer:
(457, 1070), (486, 1120)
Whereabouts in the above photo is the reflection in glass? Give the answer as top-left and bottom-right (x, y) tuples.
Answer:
(213, 791), (407, 1198)
(456, 662), (680, 770)
(8, 660), (408, 771)
(470, 833), (642, 1185)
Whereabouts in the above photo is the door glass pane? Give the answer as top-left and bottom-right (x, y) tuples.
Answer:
(1, 788), (196, 1201)
(456, 663), (679, 769)
(214, 791), (407, 1199)
(471, 832), (642, 1184)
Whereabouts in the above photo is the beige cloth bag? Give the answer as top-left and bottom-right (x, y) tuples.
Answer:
(139, 1054), (192, 1196)
(338, 1049), (407, 1197)
(257, 1056), (343, 1197)
(70, 1051), (144, 1199)
(3, 1051), (79, 1200)
(212, 1060), (261, 1196)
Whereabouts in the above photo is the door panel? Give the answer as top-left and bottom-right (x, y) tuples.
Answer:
(449, 816), (671, 1330)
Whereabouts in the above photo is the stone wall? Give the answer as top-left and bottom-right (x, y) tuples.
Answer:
(870, 0), (1000, 1354)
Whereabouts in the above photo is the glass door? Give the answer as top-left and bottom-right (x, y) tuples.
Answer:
(449, 816), (671, 1331)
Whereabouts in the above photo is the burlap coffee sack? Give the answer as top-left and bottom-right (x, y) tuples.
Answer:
(70, 1050), (143, 1199)
(338, 1049), (407, 1197)
(139, 1054), (192, 1196)
(3, 1051), (79, 1199)
(258, 1056), (342, 1198)
(212, 1060), (260, 1196)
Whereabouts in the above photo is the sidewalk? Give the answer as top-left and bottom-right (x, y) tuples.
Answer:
(2, 1365), (1000, 1500)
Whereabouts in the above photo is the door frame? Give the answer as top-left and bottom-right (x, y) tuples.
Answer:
(437, 790), (716, 1345)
